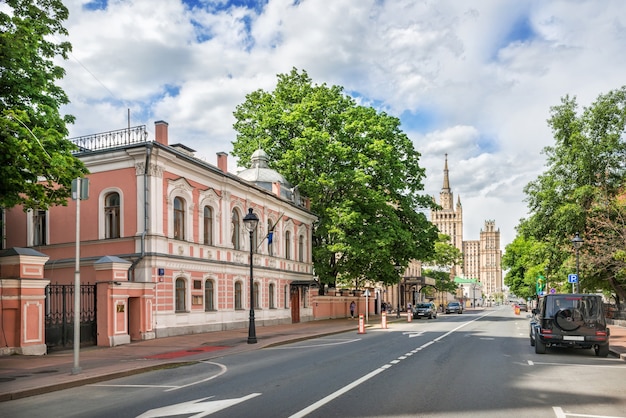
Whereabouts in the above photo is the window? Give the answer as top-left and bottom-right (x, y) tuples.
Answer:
(235, 282), (242, 309)
(203, 206), (213, 245)
(253, 282), (260, 309)
(285, 231), (291, 260)
(267, 219), (273, 256)
(174, 197), (185, 240)
(33, 210), (47, 246)
(269, 283), (275, 308)
(231, 210), (240, 250)
(175, 278), (186, 312)
(205, 279), (215, 311)
(104, 192), (120, 239)
(298, 235), (304, 262)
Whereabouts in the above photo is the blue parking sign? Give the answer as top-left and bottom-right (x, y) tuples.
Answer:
(568, 274), (578, 283)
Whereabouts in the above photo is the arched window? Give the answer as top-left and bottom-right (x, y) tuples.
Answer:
(203, 206), (213, 245)
(105, 192), (120, 239)
(235, 281), (242, 309)
(253, 282), (260, 309)
(174, 197), (185, 240)
(205, 279), (215, 311)
(267, 219), (274, 256)
(298, 234), (304, 262)
(231, 210), (240, 250)
(269, 283), (275, 309)
(285, 231), (291, 260)
(175, 278), (186, 312)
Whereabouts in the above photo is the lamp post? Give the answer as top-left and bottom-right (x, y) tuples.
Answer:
(572, 232), (583, 293)
(243, 208), (259, 344)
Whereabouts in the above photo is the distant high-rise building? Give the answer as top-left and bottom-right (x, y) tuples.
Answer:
(431, 155), (503, 299)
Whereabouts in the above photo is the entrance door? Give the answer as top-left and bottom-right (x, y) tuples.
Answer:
(290, 286), (300, 323)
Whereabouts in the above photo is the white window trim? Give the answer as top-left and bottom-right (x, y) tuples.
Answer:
(98, 187), (124, 239)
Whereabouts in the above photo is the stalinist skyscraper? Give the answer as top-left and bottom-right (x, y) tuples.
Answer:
(430, 155), (503, 299)
(430, 154), (464, 257)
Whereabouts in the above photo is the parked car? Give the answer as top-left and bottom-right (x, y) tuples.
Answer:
(516, 301), (528, 312)
(445, 302), (463, 314)
(529, 293), (610, 357)
(413, 302), (437, 319)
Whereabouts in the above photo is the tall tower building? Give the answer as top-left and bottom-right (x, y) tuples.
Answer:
(431, 154), (463, 253)
(431, 155), (503, 300)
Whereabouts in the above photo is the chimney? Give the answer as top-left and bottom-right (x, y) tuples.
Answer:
(155, 120), (168, 145)
(272, 181), (281, 197)
(217, 152), (228, 173)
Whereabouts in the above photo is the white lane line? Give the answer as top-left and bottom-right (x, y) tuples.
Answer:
(269, 338), (361, 349)
(528, 360), (626, 369)
(92, 361), (228, 392)
(553, 406), (626, 418)
(289, 311), (494, 418)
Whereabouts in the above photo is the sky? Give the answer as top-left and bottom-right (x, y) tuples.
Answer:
(54, 0), (626, 250)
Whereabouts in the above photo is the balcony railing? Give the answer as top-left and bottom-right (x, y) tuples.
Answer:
(69, 125), (149, 153)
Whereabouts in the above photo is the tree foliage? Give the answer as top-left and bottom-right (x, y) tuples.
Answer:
(421, 233), (463, 296)
(232, 68), (438, 290)
(0, 0), (88, 210)
(509, 87), (626, 301)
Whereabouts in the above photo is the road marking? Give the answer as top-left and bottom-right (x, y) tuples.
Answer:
(137, 393), (261, 418)
(528, 360), (626, 368)
(289, 311), (494, 418)
(402, 331), (424, 338)
(269, 338), (361, 349)
(553, 406), (625, 418)
(91, 361), (228, 392)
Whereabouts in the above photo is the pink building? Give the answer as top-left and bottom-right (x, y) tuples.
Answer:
(1, 121), (317, 353)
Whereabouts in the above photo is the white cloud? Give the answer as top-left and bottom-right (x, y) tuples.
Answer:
(57, 0), (626, 250)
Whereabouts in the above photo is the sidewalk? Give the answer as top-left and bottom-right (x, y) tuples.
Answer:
(1, 313), (625, 403)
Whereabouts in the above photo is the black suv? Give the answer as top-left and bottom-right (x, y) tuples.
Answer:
(529, 294), (610, 357)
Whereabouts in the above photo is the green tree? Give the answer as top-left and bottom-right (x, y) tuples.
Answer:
(422, 233), (463, 298)
(232, 68), (438, 291)
(517, 86), (626, 299)
(0, 0), (88, 211)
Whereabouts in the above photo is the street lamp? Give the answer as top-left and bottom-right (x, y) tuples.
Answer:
(243, 208), (259, 344)
(572, 232), (583, 293)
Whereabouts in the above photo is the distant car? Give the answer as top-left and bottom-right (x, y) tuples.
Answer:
(446, 302), (463, 314)
(413, 302), (437, 319)
(529, 293), (610, 357)
(517, 301), (528, 312)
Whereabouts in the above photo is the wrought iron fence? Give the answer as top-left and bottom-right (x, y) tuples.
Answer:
(69, 125), (148, 153)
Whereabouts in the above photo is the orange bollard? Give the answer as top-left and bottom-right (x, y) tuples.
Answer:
(358, 313), (366, 334)
(407, 310), (412, 322)
(515, 307), (520, 315)
(381, 311), (388, 329)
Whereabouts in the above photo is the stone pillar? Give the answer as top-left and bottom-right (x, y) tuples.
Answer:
(0, 248), (50, 355)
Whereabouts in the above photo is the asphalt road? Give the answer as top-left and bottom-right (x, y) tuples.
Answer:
(2, 306), (625, 418)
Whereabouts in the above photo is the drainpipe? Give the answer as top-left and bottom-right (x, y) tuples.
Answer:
(128, 141), (152, 281)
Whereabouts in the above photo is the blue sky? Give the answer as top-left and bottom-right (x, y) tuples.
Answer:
(58, 0), (626, 249)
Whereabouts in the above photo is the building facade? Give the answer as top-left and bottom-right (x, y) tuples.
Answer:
(431, 155), (503, 301)
(2, 121), (317, 348)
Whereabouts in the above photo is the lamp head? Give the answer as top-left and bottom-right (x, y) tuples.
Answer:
(572, 232), (583, 249)
(243, 208), (259, 232)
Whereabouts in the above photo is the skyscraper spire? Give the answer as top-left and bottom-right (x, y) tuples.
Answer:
(442, 153), (450, 192)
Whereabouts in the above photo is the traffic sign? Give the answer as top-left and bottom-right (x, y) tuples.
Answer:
(568, 274), (578, 283)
